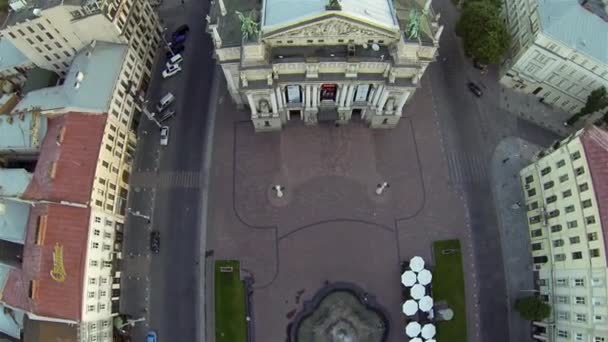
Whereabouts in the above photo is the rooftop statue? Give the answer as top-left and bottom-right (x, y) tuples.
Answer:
(235, 10), (260, 42)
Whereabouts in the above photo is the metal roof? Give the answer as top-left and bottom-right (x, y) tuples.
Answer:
(13, 41), (128, 113)
(0, 169), (32, 198)
(262, 0), (399, 31)
(0, 112), (48, 153)
(0, 198), (31, 244)
(537, 0), (608, 64)
(0, 39), (30, 72)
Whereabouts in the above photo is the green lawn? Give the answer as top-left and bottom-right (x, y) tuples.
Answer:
(215, 260), (247, 342)
(433, 240), (468, 342)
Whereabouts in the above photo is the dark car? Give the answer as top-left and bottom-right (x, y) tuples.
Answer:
(150, 231), (160, 253)
(467, 82), (483, 97)
(172, 34), (186, 45)
(147, 331), (157, 342)
(165, 44), (185, 59)
(172, 24), (190, 40)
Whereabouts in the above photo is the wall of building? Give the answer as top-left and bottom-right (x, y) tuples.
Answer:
(520, 132), (608, 341)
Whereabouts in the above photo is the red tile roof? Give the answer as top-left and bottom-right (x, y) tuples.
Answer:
(23, 112), (107, 204)
(2, 203), (90, 321)
(580, 126), (608, 263)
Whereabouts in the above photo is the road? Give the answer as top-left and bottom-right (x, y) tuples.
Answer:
(119, 0), (215, 340)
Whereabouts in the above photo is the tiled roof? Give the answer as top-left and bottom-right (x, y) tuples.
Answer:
(580, 126), (608, 262)
(2, 203), (90, 321)
(23, 112), (107, 205)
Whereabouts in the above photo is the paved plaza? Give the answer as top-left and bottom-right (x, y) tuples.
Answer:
(207, 79), (473, 342)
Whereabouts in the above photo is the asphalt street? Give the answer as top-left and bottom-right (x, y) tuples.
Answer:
(119, 0), (215, 340)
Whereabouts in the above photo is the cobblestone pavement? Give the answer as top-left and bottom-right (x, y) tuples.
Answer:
(490, 137), (543, 342)
(207, 78), (473, 342)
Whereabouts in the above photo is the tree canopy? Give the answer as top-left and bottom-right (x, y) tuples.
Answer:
(566, 86), (608, 125)
(456, 1), (511, 64)
(514, 296), (551, 321)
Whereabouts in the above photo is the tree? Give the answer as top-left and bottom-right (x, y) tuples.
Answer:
(514, 296), (551, 321)
(566, 86), (608, 125)
(456, 1), (511, 64)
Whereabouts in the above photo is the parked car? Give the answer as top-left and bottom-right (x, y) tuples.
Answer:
(150, 231), (160, 253)
(147, 331), (158, 342)
(158, 109), (175, 123)
(160, 126), (169, 146)
(172, 24), (190, 40)
(467, 82), (483, 97)
(165, 53), (183, 69)
(157, 92), (175, 112)
(162, 63), (182, 78)
(165, 43), (185, 59)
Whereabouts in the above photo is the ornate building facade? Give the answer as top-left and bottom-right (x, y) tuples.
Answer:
(207, 0), (443, 131)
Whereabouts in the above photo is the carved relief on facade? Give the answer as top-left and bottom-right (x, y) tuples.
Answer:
(266, 18), (397, 41)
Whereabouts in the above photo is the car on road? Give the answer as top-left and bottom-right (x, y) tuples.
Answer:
(160, 126), (169, 146)
(162, 63), (182, 78)
(172, 24), (190, 40)
(157, 92), (175, 112)
(467, 82), (483, 97)
(158, 109), (175, 123)
(166, 53), (183, 68)
(147, 331), (157, 342)
(150, 231), (160, 253)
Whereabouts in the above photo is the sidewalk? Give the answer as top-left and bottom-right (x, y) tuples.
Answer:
(499, 85), (575, 137)
(490, 137), (542, 342)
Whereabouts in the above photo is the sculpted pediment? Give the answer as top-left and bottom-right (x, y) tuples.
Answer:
(264, 17), (398, 41)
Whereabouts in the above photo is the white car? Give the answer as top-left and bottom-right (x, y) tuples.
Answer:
(166, 54), (183, 69)
(162, 63), (181, 78)
(160, 126), (169, 146)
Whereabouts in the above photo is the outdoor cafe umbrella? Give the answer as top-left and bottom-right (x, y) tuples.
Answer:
(401, 270), (418, 287)
(410, 283), (426, 300)
(405, 321), (421, 337)
(417, 269), (432, 285)
(418, 295), (434, 312)
(409, 338), (423, 342)
(421, 323), (437, 339)
(409, 256), (425, 272)
(402, 299), (418, 316)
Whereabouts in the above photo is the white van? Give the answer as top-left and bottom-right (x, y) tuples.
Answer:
(166, 53), (183, 68)
(156, 92), (175, 112)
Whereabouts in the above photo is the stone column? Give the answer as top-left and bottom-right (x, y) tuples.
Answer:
(367, 85), (376, 105)
(335, 85), (342, 105)
(339, 84), (348, 107)
(247, 93), (256, 117)
(312, 85), (318, 108)
(377, 88), (390, 112)
(345, 84), (355, 107)
(218, 0), (227, 16)
(396, 91), (410, 116)
(210, 25), (222, 48)
(281, 87), (287, 107)
(434, 25), (444, 42)
(305, 85), (311, 108)
(275, 87), (283, 110)
(270, 92), (279, 116)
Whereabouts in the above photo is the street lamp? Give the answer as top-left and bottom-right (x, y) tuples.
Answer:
(158, 26), (175, 56)
(127, 207), (151, 222)
(118, 317), (146, 329)
(142, 100), (161, 128)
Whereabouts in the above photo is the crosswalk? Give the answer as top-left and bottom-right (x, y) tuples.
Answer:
(446, 151), (488, 184)
(129, 171), (203, 189)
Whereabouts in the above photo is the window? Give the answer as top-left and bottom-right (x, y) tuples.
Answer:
(45, 32), (53, 40)
(554, 254), (566, 261)
(556, 159), (566, 168)
(527, 188), (536, 197)
(588, 232), (598, 241)
(104, 232), (112, 238)
(563, 189), (572, 198)
(527, 201), (539, 210)
(571, 151), (581, 160)
(574, 278), (585, 287)
(558, 174), (569, 183)
(89, 278), (96, 285)
(557, 311), (569, 320)
(95, 217), (101, 223)
(553, 239), (564, 247)
(87, 305), (95, 312)
(531, 229), (542, 237)
(90, 260), (98, 267)
(26, 38), (34, 45)
(44, 55), (51, 61)
(596, 337), (606, 342)
(102, 161), (109, 168)
(546, 195), (557, 204)
(102, 244), (111, 251)
(575, 296), (586, 304)
(525, 175), (534, 183)
(556, 295), (569, 304)
(576, 313), (587, 322)
(93, 229), (100, 236)
(557, 330), (569, 338)
(556, 278), (568, 286)
(92, 242), (99, 249)
(582, 199), (592, 208)
(98, 304), (106, 310)
(579, 183), (589, 192)
(541, 166), (551, 175)
(88, 291), (95, 298)
(548, 209), (560, 218)
(551, 225), (562, 233)
(35, 35), (43, 42)
(565, 205), (575, 213)
(594, 315), (604, 322)
(531, 242), (542, 251)
(529, 215), (541, 224)
(586, 216), (596, 224)
(99, 290), (106, 297)
(569, 236), (580, 244)
(567, 220), (578, 228)
(572, 251), (583, 260)
(575, 333), (585, 342)
(543, 181), (554, 190)
(575, 167), (585, 176)
(590, 249), (600, 258)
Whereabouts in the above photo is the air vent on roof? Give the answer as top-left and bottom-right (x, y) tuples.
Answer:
(32, 8), (42, 16)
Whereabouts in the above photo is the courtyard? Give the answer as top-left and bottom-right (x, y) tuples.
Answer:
(207, 80), (473, 342)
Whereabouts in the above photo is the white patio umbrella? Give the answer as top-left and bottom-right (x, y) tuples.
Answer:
(410, 283), (426, 299)
(405, 321), (421, 337)
(417, 269), (432, 285)
(402, 300), (418, 316)
(425, 340), (436, 342)
(409, 338), (423, 342)
(421, 323), (437, 339)
(401, 270), (418, 287)
(409, 256), (425, 272)
(419, 295), (434, 312)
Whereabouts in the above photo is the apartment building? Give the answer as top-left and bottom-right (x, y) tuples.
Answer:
(0, 0), (160, 86)
(0, 38), (34, 87)
(520, 126), (608, 342)
(208, 0), (443, 131)
(500, 0), (608, 114)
